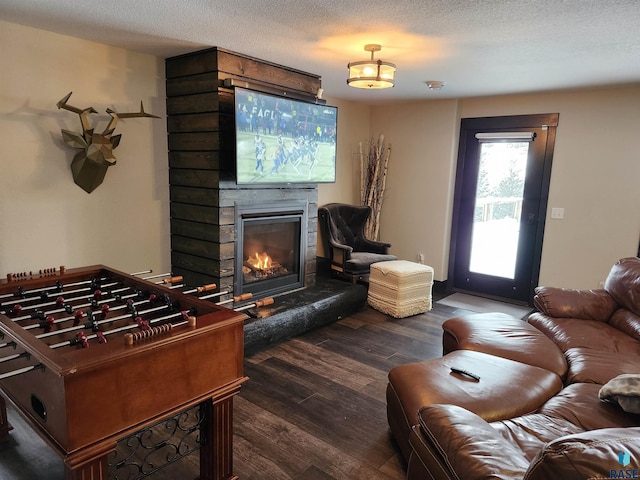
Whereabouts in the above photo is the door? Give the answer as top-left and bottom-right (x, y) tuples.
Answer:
(450, 114), (558, 303)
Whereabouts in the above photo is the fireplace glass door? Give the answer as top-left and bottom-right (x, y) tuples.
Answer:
(237, 212), (304, 297)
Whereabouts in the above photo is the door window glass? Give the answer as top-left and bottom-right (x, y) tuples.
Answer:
(469, 142), (529, 278)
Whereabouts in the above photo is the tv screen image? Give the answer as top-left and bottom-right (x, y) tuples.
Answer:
(235, 87), (337, 184)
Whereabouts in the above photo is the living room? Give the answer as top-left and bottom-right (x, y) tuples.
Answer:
(0, 2), (639, 479)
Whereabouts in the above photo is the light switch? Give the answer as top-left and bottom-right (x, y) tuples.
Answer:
(551, 207), (564, 219)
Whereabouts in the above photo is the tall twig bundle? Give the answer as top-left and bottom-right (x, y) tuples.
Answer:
(359, 134), (391, 240)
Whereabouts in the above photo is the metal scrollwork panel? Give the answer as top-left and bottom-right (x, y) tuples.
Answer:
(108, 405), (205, 480)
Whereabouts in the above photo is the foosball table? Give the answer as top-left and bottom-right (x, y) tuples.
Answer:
(0, 265), (249, 480)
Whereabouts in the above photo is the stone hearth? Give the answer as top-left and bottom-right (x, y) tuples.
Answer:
(242, 271), (367, 355)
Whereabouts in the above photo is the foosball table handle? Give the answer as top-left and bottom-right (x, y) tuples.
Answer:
(196, 284), (217, 293)
(233, 293), (253, 302)
(255, 298), (274, 307)
(161, 276), (183, 285)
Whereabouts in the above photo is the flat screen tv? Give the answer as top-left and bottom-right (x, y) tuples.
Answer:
(235, 87), (337, 184)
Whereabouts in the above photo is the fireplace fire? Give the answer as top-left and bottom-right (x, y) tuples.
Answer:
(235, 203), (307, 298)
(247, 251), (273, 272)
(243, 251), (288, 282)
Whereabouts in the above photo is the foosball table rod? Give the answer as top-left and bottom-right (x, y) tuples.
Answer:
(140, 272), (169, 280)
(234, 297), (275, 311)
(7, 283), (160, 325)
(15, 290), (164, 333)
(0, 341), (15, 350)
(1, 267), (153, 301)
(39, 300), (178, 343)
(130, 270), (153, 276)
(123, 315), (197, 346)
(0, 363), (44, 380)
(199, 290), (229, 301)
(181, 284), (218, 295)
(1, 280), (122, 313)
(140, 272), (185, 286)
(216, 293), (253, 306)
(48, 309), (197, 349)
(154, 275), (184, 285)
(0, 351), (30, 365)
(0, 275), (111, 304)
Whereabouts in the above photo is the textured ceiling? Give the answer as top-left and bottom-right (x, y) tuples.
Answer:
(2, 0), (640, 102)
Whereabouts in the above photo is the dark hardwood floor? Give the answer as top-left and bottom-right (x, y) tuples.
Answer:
(0, 299), (470, 480)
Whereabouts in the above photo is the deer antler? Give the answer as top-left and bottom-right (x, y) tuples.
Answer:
(104, 101), (160, 134)
(56, 92), (97, 135)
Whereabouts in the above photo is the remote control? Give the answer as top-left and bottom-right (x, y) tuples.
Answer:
(450, 367), (481, 381)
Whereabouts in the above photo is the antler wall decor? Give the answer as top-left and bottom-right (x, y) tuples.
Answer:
(57, 92), (159, 193)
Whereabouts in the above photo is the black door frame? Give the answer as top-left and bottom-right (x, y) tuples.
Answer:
(447, 113), (559, 304)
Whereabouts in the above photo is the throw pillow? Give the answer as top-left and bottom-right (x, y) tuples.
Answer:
(599, 374), (640, 414)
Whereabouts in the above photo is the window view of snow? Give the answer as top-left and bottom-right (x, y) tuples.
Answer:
(469, 142), (529, 279)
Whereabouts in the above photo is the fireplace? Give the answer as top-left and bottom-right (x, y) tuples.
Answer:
(234, 202), (307, 298)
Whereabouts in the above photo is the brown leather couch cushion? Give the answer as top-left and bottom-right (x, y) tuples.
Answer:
(605, 256), (640, 317)
(537, 383), (640, 430)
(533, 286), (617, 321)
(524, 427), (640, 480)
(609, 308), (640, 342)
(409, 404), (530, 480)
(442, 312), (567, 377)
(491, 414), (584, 462)
(528, 313), (639, 353)
(564, 348), (640, 385)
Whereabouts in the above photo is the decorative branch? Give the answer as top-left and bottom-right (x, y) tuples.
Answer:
(359, 134), (391, 240)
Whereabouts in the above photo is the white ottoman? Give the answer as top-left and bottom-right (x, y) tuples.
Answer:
(368, 260), (434, 318)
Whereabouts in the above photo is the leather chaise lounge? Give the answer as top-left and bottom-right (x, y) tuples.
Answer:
(387, 257), (640, 479)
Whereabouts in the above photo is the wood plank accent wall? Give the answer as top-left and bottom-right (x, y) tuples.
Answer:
(165, 47), (323, 294)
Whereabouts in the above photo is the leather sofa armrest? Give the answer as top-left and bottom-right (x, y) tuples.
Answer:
(609, 309), (640, 342)
(533, 286), (618, 321)
(524, 427), (640, 480)
(410, 404), (529, 480)
(605, 257), (640, 317)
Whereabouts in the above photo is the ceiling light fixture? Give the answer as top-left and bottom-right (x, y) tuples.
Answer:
(347, 44), (396, 89)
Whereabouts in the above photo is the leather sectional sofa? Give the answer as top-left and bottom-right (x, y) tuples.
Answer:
(387, 257), (640, 479)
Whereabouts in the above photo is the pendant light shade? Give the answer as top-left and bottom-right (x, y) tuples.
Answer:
(347, 44), (396, 89)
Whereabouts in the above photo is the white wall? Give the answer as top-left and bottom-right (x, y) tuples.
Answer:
(369, 85), (640, 288)
(0, 21), (170, 276)
(317, 96), (370, 207)
(370, 99), (460, 280)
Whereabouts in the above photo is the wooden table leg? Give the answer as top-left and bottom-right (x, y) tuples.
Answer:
(64, 441), (116, 480)
(0, 394), (13, 441)
(199, 383), (244, 480)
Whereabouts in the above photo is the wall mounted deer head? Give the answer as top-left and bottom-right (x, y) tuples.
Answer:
(57, 92), (159, 193)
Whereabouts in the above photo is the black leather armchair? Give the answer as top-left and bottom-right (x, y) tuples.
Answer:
(318, 203), (397, 283)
